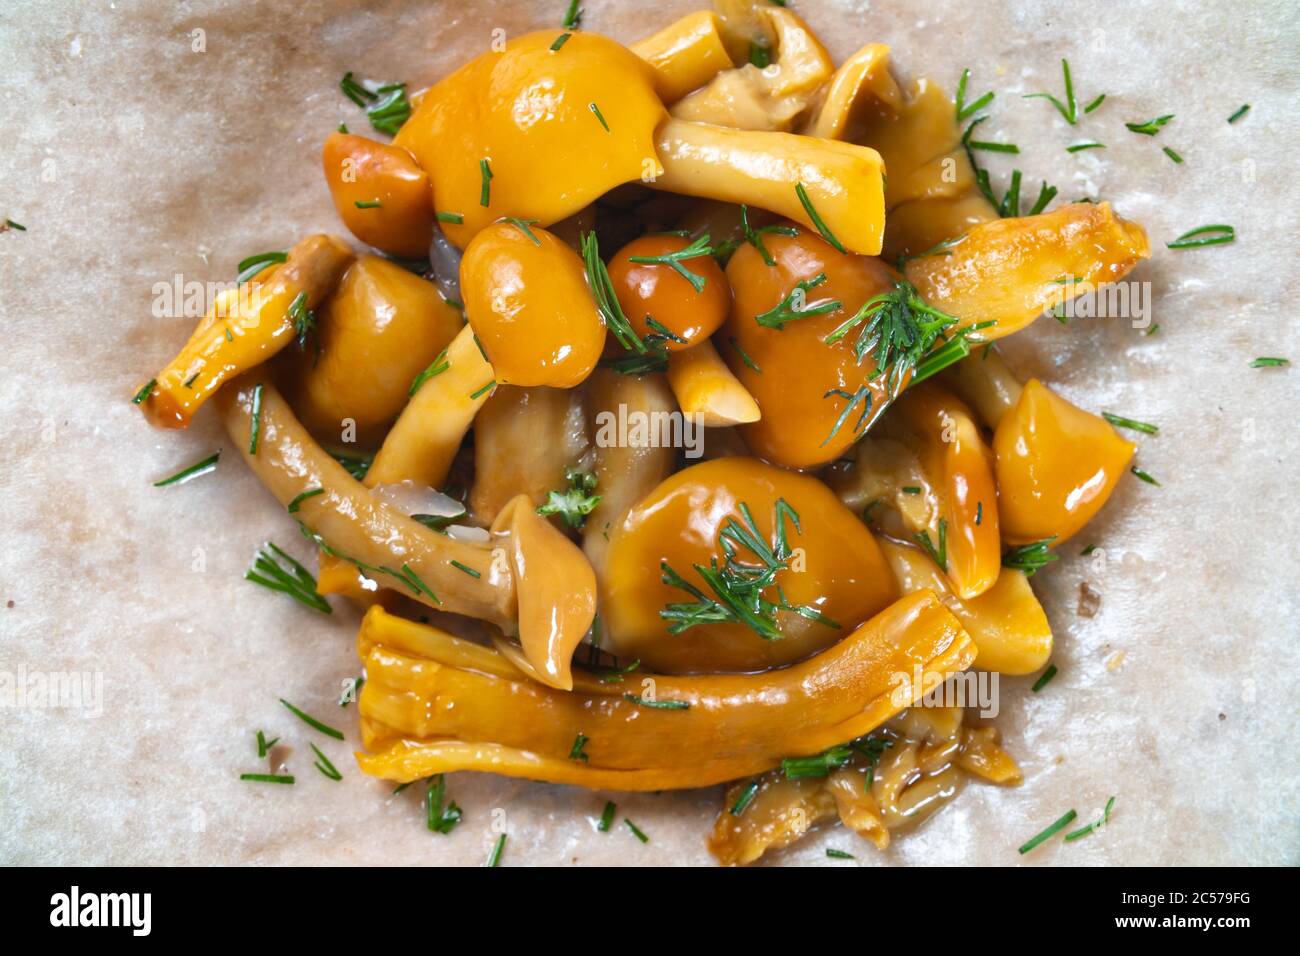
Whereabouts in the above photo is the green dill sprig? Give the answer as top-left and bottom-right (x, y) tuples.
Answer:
(1162, 146), (1183, 164)
(794, 183), (846, 253)
(485, 833), (507, 866)
(339, 73), (411, 136)
(569, 733), (590, 762)
(550, 32), (572, 52)
(660, 499), (839, 640)
(436, 211), (464, 225)
(1023, 59), (1078, 124)
(822, 279), (961, 398)
(623, 819), (650, 843)
(246, 542), (330, 614)
(247, 382), (264, 454)
(427, 774), (463, 834)
(1102, 412), (1159, 435)
(1250, 356), (1289, 368)
(236, 250), (287, 285)
(499, 216), (541, 244)
(628, 234), (715, 292)
(1125, 114), (1174, 136)
(915, 518), (948, 572)
(955, 67), (995, 122)
(354, 199), (382, 209)
(1018, 809), (1077, 854)
(561, 0), (582, 29)
(536, 468), (601, 530)
(782, 734), (891, 781)
(1031, 663), (1058, 692)
(748, 40), (771, 68)
(3, 218), (26, 232)
(597, 801), (617, 831)
(1167, 224), (1234, 249)
(240, 773), (294, 785)
(287, 290), (316, 351)
(479, 158), (493, 207)
(1130, 465), (1160, 486)
(739, 204), (798, 266)
(728, 336), (761, 373)
(1066, 141), (1105, 153)
(409, 348), (451, 395)
(132, 379), (158, 405)
(153, 451), (219, 488)
(730, 781), (760, 816)
(1064, 796), (1116, 841)
(588, 101), (610, 132)
(597, 658), (641, 684)
(826, 848), (856, 859)
(311, 743), (343, 781)
(1227, 104), (1250, 124)
(280, 698), (345, 739)
(1002, 537), (1058, 576)
(256, 730), (279, 757)
(1084, 93), (1106, 114)
(755, 272), (841, 329)
(581, 231), (647, 353)
(623, 693), (689, 710)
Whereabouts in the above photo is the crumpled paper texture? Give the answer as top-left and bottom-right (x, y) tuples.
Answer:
(1, 0), (1296, 866)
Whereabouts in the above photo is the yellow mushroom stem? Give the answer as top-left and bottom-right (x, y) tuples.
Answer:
(365, 323), (494, 489)
(666, 339), (761, 426)
(905, 202), (1151, 341)
(580, 370), (680, 578)
(215, 375), (515, 624)
(137, 235), (354, 428)
(631, 10), (734, 103)
(353, 590), (978, 790)
(651, 118), (886, 256)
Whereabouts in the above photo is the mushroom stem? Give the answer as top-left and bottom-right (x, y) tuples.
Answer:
(138, 235), (354, 428)
(366, 323), (494, 489)
(666, 340), (761, 427)
(632, 10), (734, 104)
(215, 375), (516, 625)
(650, 118), (885, 256)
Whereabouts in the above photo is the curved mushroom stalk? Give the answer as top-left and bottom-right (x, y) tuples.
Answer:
(877, 537), (1052, 676)
(215, 376), (515, 624)
(631, 10), (734, 104)
(488, 495), (597, 691)
(802, 43), (902, 141)
(469, 385), (589, 524)
(665, 339), (761, 427)
(580, 369), (680, 576)
(651, 119), (886, 256)
(890, 383), (1001, 600)
(137, 235), (354, 428)
(905, 202), (1151, 341)
(671, 5), (833, 131)
(353, 590), (978, 790)
(365, 323), (494, 489)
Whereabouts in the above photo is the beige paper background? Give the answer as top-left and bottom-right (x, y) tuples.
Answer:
(1, 0), (1297, 866)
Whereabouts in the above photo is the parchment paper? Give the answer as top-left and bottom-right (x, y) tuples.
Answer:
(1, 0), (1297, 866)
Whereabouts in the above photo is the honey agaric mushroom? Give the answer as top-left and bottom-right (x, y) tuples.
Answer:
(459, 221), (605, 388)
(394, 29), (885, 255)
(993, 379), (1136, 546)
(136, 235), (354, 428)
(601, 457), (897, 674)
(802, 43), (902, 141)
(321, 132), (437, 258)
(671, 5), (834, 131)
(354, 590), (977, 789)
(631, 10), (734, 104)
(282, 255), (462, 448)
